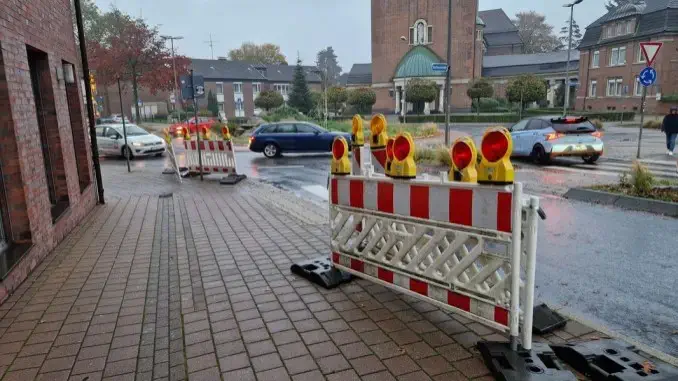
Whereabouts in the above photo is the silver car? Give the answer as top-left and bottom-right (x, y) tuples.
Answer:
(96, 124), (166, 159)
(509, 116), (604, 164)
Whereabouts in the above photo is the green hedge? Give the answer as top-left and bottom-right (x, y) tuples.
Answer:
(399, 111), (635, 123)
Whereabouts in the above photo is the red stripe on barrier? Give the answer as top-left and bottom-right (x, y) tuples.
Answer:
(409, 278), (428, 296)
(332, 252), (339, 263)
(377, 182), (394, 213)
(227, 141), (233, 151)
(218, 141), (224, 150)
(372, 149), (387, 168)
(377, 268), (393, 283)
(449, 189), (473, 226)
(447, 291), (471, 312)
(331, 179), (338, 204)
(350, 258), (364, 272)
(200, 141), (207, 151)
(349, 180), (364, 208)
(355, 148), (361, 168)
(410, 185), (429, 219)
(184, 141), (188, 149)
(213, 167), (219, 172)
(190, 141), (196, 150)
(497, 192), (512, 233)
(494, 306), (509, 326)
(208, 141), (215, 150)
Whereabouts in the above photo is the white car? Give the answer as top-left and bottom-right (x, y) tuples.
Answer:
(95, 124), (166, 159)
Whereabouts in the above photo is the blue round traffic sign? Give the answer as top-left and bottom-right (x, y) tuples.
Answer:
(639, 67), (657, 87)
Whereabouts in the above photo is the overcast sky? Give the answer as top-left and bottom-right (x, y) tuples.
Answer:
(94, 0), (608, 71)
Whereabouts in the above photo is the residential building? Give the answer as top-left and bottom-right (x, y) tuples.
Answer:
(190, 59), (322, 119)
(0, 0), (97, 302)
(483, 51), (579, 107)
(576, 1), (678, 114)
(346, 64), (373, 88)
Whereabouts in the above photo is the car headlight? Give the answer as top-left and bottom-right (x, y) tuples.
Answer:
(132, 142), (143, 147)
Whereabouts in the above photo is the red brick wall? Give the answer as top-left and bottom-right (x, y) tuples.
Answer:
(371, 0), (478, 111)
(0, 0), (97, 304)
(576, 37), (677, 114)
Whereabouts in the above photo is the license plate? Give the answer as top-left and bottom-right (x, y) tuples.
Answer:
(575, 144), (586, 151)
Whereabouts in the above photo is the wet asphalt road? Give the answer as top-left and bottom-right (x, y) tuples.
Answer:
(104, 143), (678, 357)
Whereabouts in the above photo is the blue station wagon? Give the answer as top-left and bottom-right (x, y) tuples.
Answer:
(249, 122), (352, 158)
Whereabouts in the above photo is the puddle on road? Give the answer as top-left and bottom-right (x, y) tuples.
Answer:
(302, 185), (328, 201)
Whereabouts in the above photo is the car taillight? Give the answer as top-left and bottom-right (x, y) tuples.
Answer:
(249, 136), (255, 145)
(591, 131), (603, 138)
(545, 132), (565, 141)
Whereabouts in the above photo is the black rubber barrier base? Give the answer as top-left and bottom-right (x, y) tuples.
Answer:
(551, 340), (678, 381)
(478, 341), (576, 381)
(532, 304), (568, 335)
(219, 174), (247, 185)
(290, 257), (352, 289)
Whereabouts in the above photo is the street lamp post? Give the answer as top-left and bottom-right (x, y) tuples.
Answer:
(563, 0), (583, 116)
(400, 36), (408, 124)
(161, 35), (183, 112)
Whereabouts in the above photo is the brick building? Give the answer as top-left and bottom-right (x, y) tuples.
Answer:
(576, 1), (678, 114)
(0, 0), (97, 302)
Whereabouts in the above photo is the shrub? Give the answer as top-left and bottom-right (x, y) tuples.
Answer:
(255, 90), (284, 111)
(414, 145), (451, 167)
(473, 98), (500, 112)
(197, 109), (212, 117)
(643, 120), (662, 129)
(419, 123), (439, 137)
(347, 88), (377, 114)
(406, 79), (438, 114)
(629, 161), (654, 195)
(400, 114), (520, 123)
(590, 119), (604, 130)
(262, 105), (307, 122)
(467, 79), (494, 115)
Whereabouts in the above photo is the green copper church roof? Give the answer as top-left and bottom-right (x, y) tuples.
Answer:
(393, 46), (446, 79)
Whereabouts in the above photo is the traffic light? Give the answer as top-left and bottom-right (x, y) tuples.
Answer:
(331, 136), (351, 175)
(370, 114), (388, 148)
(477, 127), (514, 185)
(352, 115), (364, 147)
(385, 137), (395, 177)
(390, 133), (416, 179)
(449, 137), (478, 183)
(221, 126), (232, 141)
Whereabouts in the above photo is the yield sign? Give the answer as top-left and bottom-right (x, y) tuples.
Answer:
(640, 42), (663, 66)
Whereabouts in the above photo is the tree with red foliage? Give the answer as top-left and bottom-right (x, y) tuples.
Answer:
(88, 9), (189, 121)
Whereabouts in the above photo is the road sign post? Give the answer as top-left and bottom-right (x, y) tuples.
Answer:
(432, 62), (451, 145)
(636, 43), (662, 159)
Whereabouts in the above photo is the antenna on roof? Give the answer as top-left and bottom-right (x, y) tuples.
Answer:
(204, 34), (218, 60)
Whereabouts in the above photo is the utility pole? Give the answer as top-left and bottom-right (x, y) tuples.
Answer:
(117, 78), (131, 173)
(444, 0), (452, 146)
(204, 34), (217, 60)
(73, 0), (105, 204)
(161, 35), (184, 112)
(563, 0), (583, 116)
(189, 70), (204, 181)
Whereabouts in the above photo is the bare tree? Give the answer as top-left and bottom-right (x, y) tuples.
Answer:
(513, 11), (561, 54)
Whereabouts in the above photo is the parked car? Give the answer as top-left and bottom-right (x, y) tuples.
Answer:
(95, 124), (166, 159)
(509, 116), (603, 164)
(249, 122), (352, 158)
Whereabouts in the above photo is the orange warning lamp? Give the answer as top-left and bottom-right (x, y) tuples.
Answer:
(331, 136), (351, 175)
(163, 128), (172, 145)
(385, 137), (395, 177)
(449, 137), (478, 183)
(390, 133), (417, 179)
(352, 115), (364, 147)
(370, 114), (388, 149)
(478, 127), (514, 184)
(221, 125), (232, 141)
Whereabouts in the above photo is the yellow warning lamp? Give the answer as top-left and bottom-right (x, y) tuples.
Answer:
(331, 136), (351, 175)
(370, 114), (388, 149)
(449, 137), (478, 183)
(385, 137), (395, 177)
(351, 115), (364, 147)
(163, 128), (172, 145)
(182, 126), (191, 140)
(221, 125), (232, 141)
(390, 133), (417, 179)
(477, 127), (514, 185)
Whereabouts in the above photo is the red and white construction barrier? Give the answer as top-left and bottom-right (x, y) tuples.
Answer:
(329, 169), (541, 349)
(184, 140), (237, 175)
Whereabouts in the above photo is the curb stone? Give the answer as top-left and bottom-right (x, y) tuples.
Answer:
(564, 187), (678, 217)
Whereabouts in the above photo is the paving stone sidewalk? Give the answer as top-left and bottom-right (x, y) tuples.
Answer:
(0, 174), (608, 381)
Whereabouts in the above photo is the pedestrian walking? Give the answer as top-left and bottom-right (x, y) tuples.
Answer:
(661, 106), (678, 156)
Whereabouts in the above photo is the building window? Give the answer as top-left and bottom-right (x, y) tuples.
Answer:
(63, 62), (91, 192)
(27, 46), (70, 221)
(590, 80), (597, 97)
(636, 44), (646, 63)
(476, 29), (483, 41)
(233, 83), (243, 94)
(609, 46), (626, 66)
(409, 19), (430, 45)
(592, 50), (600, 68)
(253, 83), (261, 93)
(607, 77), (623, 97)
(274, 84), (289, 95)
(216, 82), (223, 94)
(626, 20), (635, 34)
